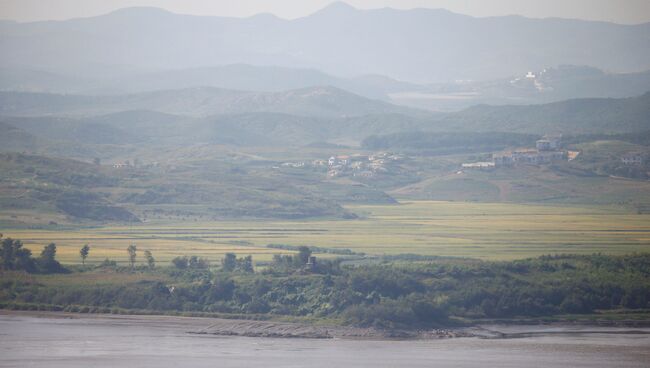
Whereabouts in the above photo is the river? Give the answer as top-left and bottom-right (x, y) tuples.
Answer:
(1, 313), (649, 367)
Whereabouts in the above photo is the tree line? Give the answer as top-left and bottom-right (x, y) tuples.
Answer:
(2, 242), (649, 329)
(1, 236), (66, 274)
(0, 236), (160, 273)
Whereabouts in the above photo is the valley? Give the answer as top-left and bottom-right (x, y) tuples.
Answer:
(2, 201), (649, 265)
(1, 2), (650, 355)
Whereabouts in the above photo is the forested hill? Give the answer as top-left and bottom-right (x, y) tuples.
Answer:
(437, 92), (650, 134)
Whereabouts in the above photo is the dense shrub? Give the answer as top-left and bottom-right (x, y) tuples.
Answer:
(2, 253), (649, 328)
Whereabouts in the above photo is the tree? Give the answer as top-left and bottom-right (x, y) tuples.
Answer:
(80, 244), (90, 265)
(144, 250), (155, 269)
(222, 253), (237, 272)
(189, 255), (209, 269)
(127, 244), (137, 268)
(1, 237), (36, 272)
(297, 246), (312, 266)
(171, 255), (208, 270)
(40, 243), (57, 263)
(237, 255), (254, 273)
(15, 245), (36, 272)
(1, 237), (16, 270)
(171, 256), (188, 269)
(38, 243), (65, 273)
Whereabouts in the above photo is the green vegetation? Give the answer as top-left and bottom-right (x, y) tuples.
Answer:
(565, 130), (650, 147)
(79, 244), (89, 265)
(171, 255), (210, 270)
(1, 67), (648, 334)
(0, 152), (356, 222)
(1, 236), (67, 274)
(363, 132), (537, 154)
(1, 245), (648, 329)
(3, 201), (650, 264)
(566, 140), (650, 180)
(438, 92), (650, 134)
(266, 244), (364, 256)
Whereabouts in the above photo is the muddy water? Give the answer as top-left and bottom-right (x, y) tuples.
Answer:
(1, 313), (649, 368)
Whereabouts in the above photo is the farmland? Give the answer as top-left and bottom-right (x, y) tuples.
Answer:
(3, 201), (650, 265)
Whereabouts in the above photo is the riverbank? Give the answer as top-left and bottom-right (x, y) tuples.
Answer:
(2, 311), (650, 368)
(4, 310), (650, 341)
(0, 310), (469, 339)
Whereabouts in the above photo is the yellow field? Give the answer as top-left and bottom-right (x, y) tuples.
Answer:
(3, 201), (650, 265)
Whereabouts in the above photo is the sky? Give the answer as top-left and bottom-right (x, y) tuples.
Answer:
(1, 0), (650, 24)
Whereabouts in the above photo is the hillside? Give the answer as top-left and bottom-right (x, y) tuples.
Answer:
(1, 4), (649, 83)
(437, 92), (650, 134)
(0, 153), (139, 222)
(0, 121), (42, 151)
(362, 132), (538, 154)
(1, 152), (396, 225)
(2, 92), (649, 156)
(394, 66), (650, 111)
(0, 64), (420, 101)
(0, 86), (417, 118)
(390, 163), (650, 208)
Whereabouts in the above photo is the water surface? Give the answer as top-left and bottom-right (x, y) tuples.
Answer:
(1, 313), (649, 368)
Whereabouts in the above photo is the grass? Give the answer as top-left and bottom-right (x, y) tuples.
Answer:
(3, 201), (650, 265)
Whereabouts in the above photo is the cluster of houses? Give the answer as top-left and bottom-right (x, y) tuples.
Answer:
(112, 159), (159, 169)
(493, 134), (568, 167)
(493, 149), (567, 166)
(274, 152), (404, 179)
(463, 134), (570, 170)
(621, 153), (646, 165)
(324, 152), (404, 178)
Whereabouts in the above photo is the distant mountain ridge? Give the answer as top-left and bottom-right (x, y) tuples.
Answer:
(0, 86), (419, 118)
(1, 3), (649, 83)
(1, 90), (648, 156)
(0, 64), (421, 101)
(440, 92), (650, 134)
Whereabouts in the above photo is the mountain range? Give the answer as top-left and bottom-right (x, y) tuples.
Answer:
(1, 88), (649, 159)
(1, 3), (649, 84)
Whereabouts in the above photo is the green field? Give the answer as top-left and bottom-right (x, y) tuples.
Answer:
(3, 201), (650, 265)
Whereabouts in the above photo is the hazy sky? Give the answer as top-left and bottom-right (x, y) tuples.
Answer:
(1, 0), (650, 24)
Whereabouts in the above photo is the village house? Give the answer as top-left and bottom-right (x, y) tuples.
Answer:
(323, 151), (402, 179)
(621, 153), (645, 165)
(336, 155), (350, 165)
(536, 134), (562, 151)
(493, 154), (514, 167)
(353, 170), (375, 178)
(281, 162), (305, 168)
(494, 149), (566, 166)
(535, 139), (552, 151)
(461, 162), (495, 169)
(494, 133), (565, 167)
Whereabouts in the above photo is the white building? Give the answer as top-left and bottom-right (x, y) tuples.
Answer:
(621, 154), (644, 165)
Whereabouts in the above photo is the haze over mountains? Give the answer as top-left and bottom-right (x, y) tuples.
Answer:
(0, 86), (418, 118)
(1, 3), (649, 84)
(2, 90), (649, 158)
(1, 2), (650, 223)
